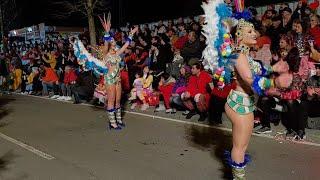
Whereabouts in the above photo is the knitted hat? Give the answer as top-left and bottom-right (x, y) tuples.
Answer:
(183, 65), (191, 73)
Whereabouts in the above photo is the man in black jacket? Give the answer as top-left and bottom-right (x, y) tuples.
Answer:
(71, 68), (95, 104)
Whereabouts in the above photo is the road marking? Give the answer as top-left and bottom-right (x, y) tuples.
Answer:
(13, 93), (320, 148)
(0, 133), (55, 160)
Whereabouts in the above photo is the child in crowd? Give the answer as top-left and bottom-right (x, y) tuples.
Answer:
(128, 71), (144, 101)
(158, 73), (176, 113)
(25, 67), (39, 94)
(93, 76), (107, 105)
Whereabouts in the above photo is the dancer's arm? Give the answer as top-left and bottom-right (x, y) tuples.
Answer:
(236, 54), (290, 95)
(116, 26), (138, 56)
(99, 13), (112, 52)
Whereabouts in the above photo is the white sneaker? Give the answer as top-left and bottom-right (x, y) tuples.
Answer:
(165, 109), (173, 113)
(155, 104), (166, 112)
(57, 96), (66, 100)
(65, 96), (72, 101)
(141, 104), (149, 111)
(182, 110), (190, 116)
(130, 103), (137, 110)
(172, 108), (177, 113)
(50, 95), (60, 99)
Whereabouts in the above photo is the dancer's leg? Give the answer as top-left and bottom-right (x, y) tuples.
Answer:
(225, 104), (254, 179)
(106, 84), (119, 129)
(115, 83), (124, 126)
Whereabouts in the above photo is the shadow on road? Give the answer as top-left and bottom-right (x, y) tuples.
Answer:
(185, 125), (233, 180)
(0, 150), (17, 173)
(0, 96), (15, 127)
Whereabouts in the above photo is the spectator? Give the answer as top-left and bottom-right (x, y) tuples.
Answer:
(166, 48), (184, 79)
(41, 64), (59, 97)
(170, 65), (191, 113)
(307, 64), (320, 117)
(42, 50), (57, 69)
(281, 7), (294, 33)
(181, 63), (212, 121)
(131, 66), (153, 111)
(209, 80), (236, 124)
(181, 31), (202, 66)
(129, 71), (144, 102)
(71, 68), (95, 104)
(25, 67), (39, 94)
(309, 14), (320, 49)
(158, 72), (176, 113)
(12, 65), (22, 91)
(58, 65), (77, 101)
(292, 18), (311, 57)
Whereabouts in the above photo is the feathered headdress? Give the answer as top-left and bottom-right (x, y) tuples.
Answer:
(202, 0), (237, 88)
(202, 0), (253, 88)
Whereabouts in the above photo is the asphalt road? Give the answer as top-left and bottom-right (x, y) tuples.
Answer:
(0, 95), (319, 180)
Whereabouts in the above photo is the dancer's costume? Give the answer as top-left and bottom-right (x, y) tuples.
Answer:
(202, 0), (274, 179)
(72, 32), (133, 129)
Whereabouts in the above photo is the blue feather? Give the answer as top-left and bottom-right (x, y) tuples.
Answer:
(224, 150), (251, 168)
(232, 10), (252, 21)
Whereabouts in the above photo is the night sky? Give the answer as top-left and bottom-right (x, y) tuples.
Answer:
(13, 0), (295, 29)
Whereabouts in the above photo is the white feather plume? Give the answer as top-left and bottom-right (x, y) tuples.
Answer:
(201, 0), (224, 72)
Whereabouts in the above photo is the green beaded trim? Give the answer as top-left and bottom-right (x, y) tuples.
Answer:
(227, 90), (255, 115)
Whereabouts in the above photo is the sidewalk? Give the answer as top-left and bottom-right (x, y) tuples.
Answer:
(125, 103), (320, 145)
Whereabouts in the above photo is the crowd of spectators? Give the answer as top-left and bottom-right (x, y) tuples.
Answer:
(0, 0), (320, 140)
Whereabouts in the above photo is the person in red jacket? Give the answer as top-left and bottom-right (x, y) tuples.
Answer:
(41, 64), (59, 97)
(181, 63), (212, 121)
(58, 65), (77, 101)
(209, 80), (236, 124)
(158, 73), (176, 113)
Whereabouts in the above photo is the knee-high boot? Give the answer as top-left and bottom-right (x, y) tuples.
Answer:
(107, 109), (121, 130)
(116, 108), (125, 127)
(224, 151), (250, 180)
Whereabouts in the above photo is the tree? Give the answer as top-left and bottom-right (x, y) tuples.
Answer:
(0, 0), (19, 51)
(50, 0), (111, 46)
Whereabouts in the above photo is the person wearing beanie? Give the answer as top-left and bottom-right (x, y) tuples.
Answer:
(170, 65), (191, 113)
(158, 72), (176, 113)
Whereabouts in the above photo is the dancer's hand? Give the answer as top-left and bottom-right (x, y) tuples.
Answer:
(275, 73), (292, 88)
(266, 87), (280, 96)
(272, 60), (289, 74)
(99, 13), (111, 32)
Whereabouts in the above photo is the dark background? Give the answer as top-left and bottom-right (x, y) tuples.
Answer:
(14, 0), (296, 29)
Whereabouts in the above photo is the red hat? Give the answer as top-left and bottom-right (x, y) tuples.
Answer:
(310, 0), (319, 10)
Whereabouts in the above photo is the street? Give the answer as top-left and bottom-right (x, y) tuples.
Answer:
(0, 95), (319, 180)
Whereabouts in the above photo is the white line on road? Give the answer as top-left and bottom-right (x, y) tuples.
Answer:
(13, 93), (320, 148)
(0, 133), (55, 160)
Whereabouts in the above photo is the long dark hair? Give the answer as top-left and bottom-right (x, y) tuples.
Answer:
(284, 47), (301, 73)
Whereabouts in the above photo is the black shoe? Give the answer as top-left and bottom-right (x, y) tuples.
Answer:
(255, 126), (272, 134)
(209, 120), (222, 125)
(254, 122), (261, 128)
(73, 101), (80, 104)
(285, 129), (297, 139)
(186, 111), (197, 119)
(295, 130), (306, 140)
(89, 98), (99, 105)
(198, 113), (207, 122)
